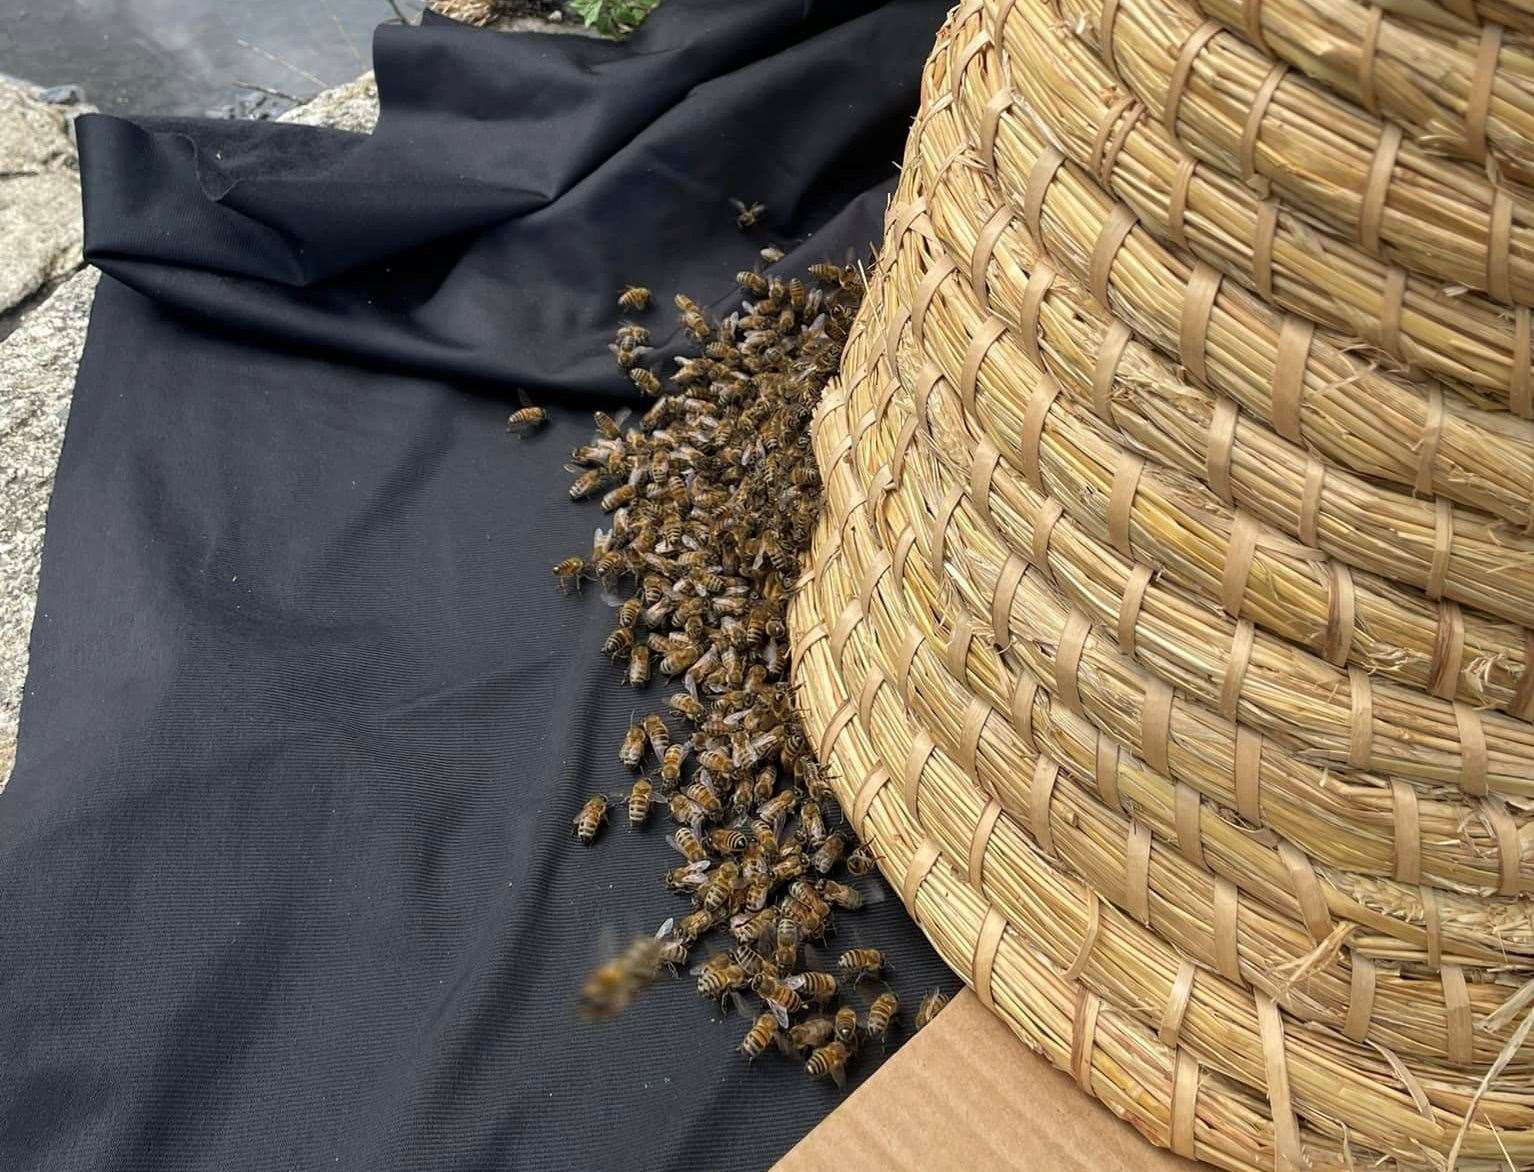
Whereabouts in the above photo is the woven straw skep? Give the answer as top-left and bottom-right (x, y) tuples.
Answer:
(787, 0), (1534, 1165)
(997, 0), (1534, 417)
(1049, 0), (1534, 303)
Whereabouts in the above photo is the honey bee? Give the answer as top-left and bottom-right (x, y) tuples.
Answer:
(617, 597), (641, 629)
(808, 261), (846, 285)
(643, 714), (671, 758)
(569, 469), (608, 500)
(630, 368), (662, 396)
(845, 844), (877, 877)
(660, 743), (688, 787)
(628, 777), (654, 827)
(553, 556), (586, 592)
(698, 748), (732, 775)
(865, 991), (898, 1042)
(800, 801), (827, 847)
(669, 792), (705, 826)
(697, 960), (748, 1001)
(573, 795), (608, 845)
(673, 907), (717, 943)
(593, 411), (622, 439)
(753, 974), (802, 1024)
(787, 971), (838, 1002)
(739, 1012), (780, 1061)
(657, 934), (691, 969)
(820, 879), (862, 910)
(601, 483), (636, 512)
(916, 990), (950, 1030)
(671, 826), (709, 864)
(675, 294), (709, 342)
(666, 859), (711, 892)
(788, 1016), (835, 1052)
(758, 790), (796, 825)
(618, 285), (652, 311)
(753, 767), (777, 803)
(834, 1004), (859, 1046)
(615, 321), (650, 348)
(668, 693), (704, 721)
(838, 948), (885, 983)
(742, 878), (773, 911)
(805, 1040), (851, 1088)
(685, 781), (722, 821)
(620, 721), (647, 769)
(759, 245), (785, 263)
(698, 862), (739, 912)
(730, 906), (776, 944)
(736, 270), (770, 296)
(708, 827), (747, 854)
(811, 832), (846, 875)
(604, 627), (635, 658)
(731, 198), (767, 230)
(628, 646), (651, 687)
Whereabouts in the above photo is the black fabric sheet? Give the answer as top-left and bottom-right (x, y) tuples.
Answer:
(0, 4), (955, 1170)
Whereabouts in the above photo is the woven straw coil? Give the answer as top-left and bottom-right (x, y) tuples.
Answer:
(790, 0), (1534, 1164)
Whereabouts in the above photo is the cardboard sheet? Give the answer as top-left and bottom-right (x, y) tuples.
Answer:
(775, 990), (1195, 1171)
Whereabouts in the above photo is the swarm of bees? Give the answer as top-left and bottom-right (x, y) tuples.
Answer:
(555, 251), (946, 1088)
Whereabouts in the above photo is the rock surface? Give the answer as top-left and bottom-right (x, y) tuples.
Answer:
(0, 78), (94, 331)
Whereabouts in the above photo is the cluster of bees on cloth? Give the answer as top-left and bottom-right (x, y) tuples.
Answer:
(512, 200), (951, 1088)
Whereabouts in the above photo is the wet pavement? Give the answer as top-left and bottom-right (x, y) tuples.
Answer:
(0, 0), (421, 118)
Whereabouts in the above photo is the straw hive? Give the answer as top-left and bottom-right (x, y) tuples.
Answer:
(788, 0), (1534, 1165)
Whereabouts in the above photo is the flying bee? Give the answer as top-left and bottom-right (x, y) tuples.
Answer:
(593, 410), (622, 439)
(739, 1012), (780, 1061)
(578, 931), (663, 1021)
(788, 1016), (835, 1052)
(573, 795), (608, 845)
(627, 777), (654, 828)
(805, 1040), (851, 1088)
(671, 826), (709, 864)
(643, 714), (671, 758)
(838, 948), (885, 983)
(811, 832), (846, 875)
(787, 971), (838, 1002)
(834, 1004), (859, 1046)
(506, 388), (547, 436)
(657, 934), (691, 969)
(660, 743), (688, 788)
(620, 721), (647, 769)
(916, 990), (950, 1030)
(601, 484), (636, 512)
(553, 556), (587, 592)
(628, 646), (651, 687)
(820, 880), (863, 910)
(845, 844), (877, 877)
(730, 198), (767, 230)
(618, 285), (652, 311)
(708, 827), (747, 854)
(668, 692), (704, 722)
(630, 368), (662, 396)
(865, 991), (898, 1042)
(593, 548), (625, 584)
(759, 245), (785, 263)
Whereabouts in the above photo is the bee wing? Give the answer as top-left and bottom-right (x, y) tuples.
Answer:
(767, 999), (791, 1029)
(774, 1030), (798, 1058)
(858, 879), (887, 906)
(517, 386), (534, 409)
(599, 582), (628, 608)
(726, 990), (752, 1018)
(781, 974), (807, 991)
(830, 1064), (847, 1091)
(655, 917), (675, 939)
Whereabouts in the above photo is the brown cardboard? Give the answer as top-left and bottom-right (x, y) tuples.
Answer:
(775, 990), (1194, 1171)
